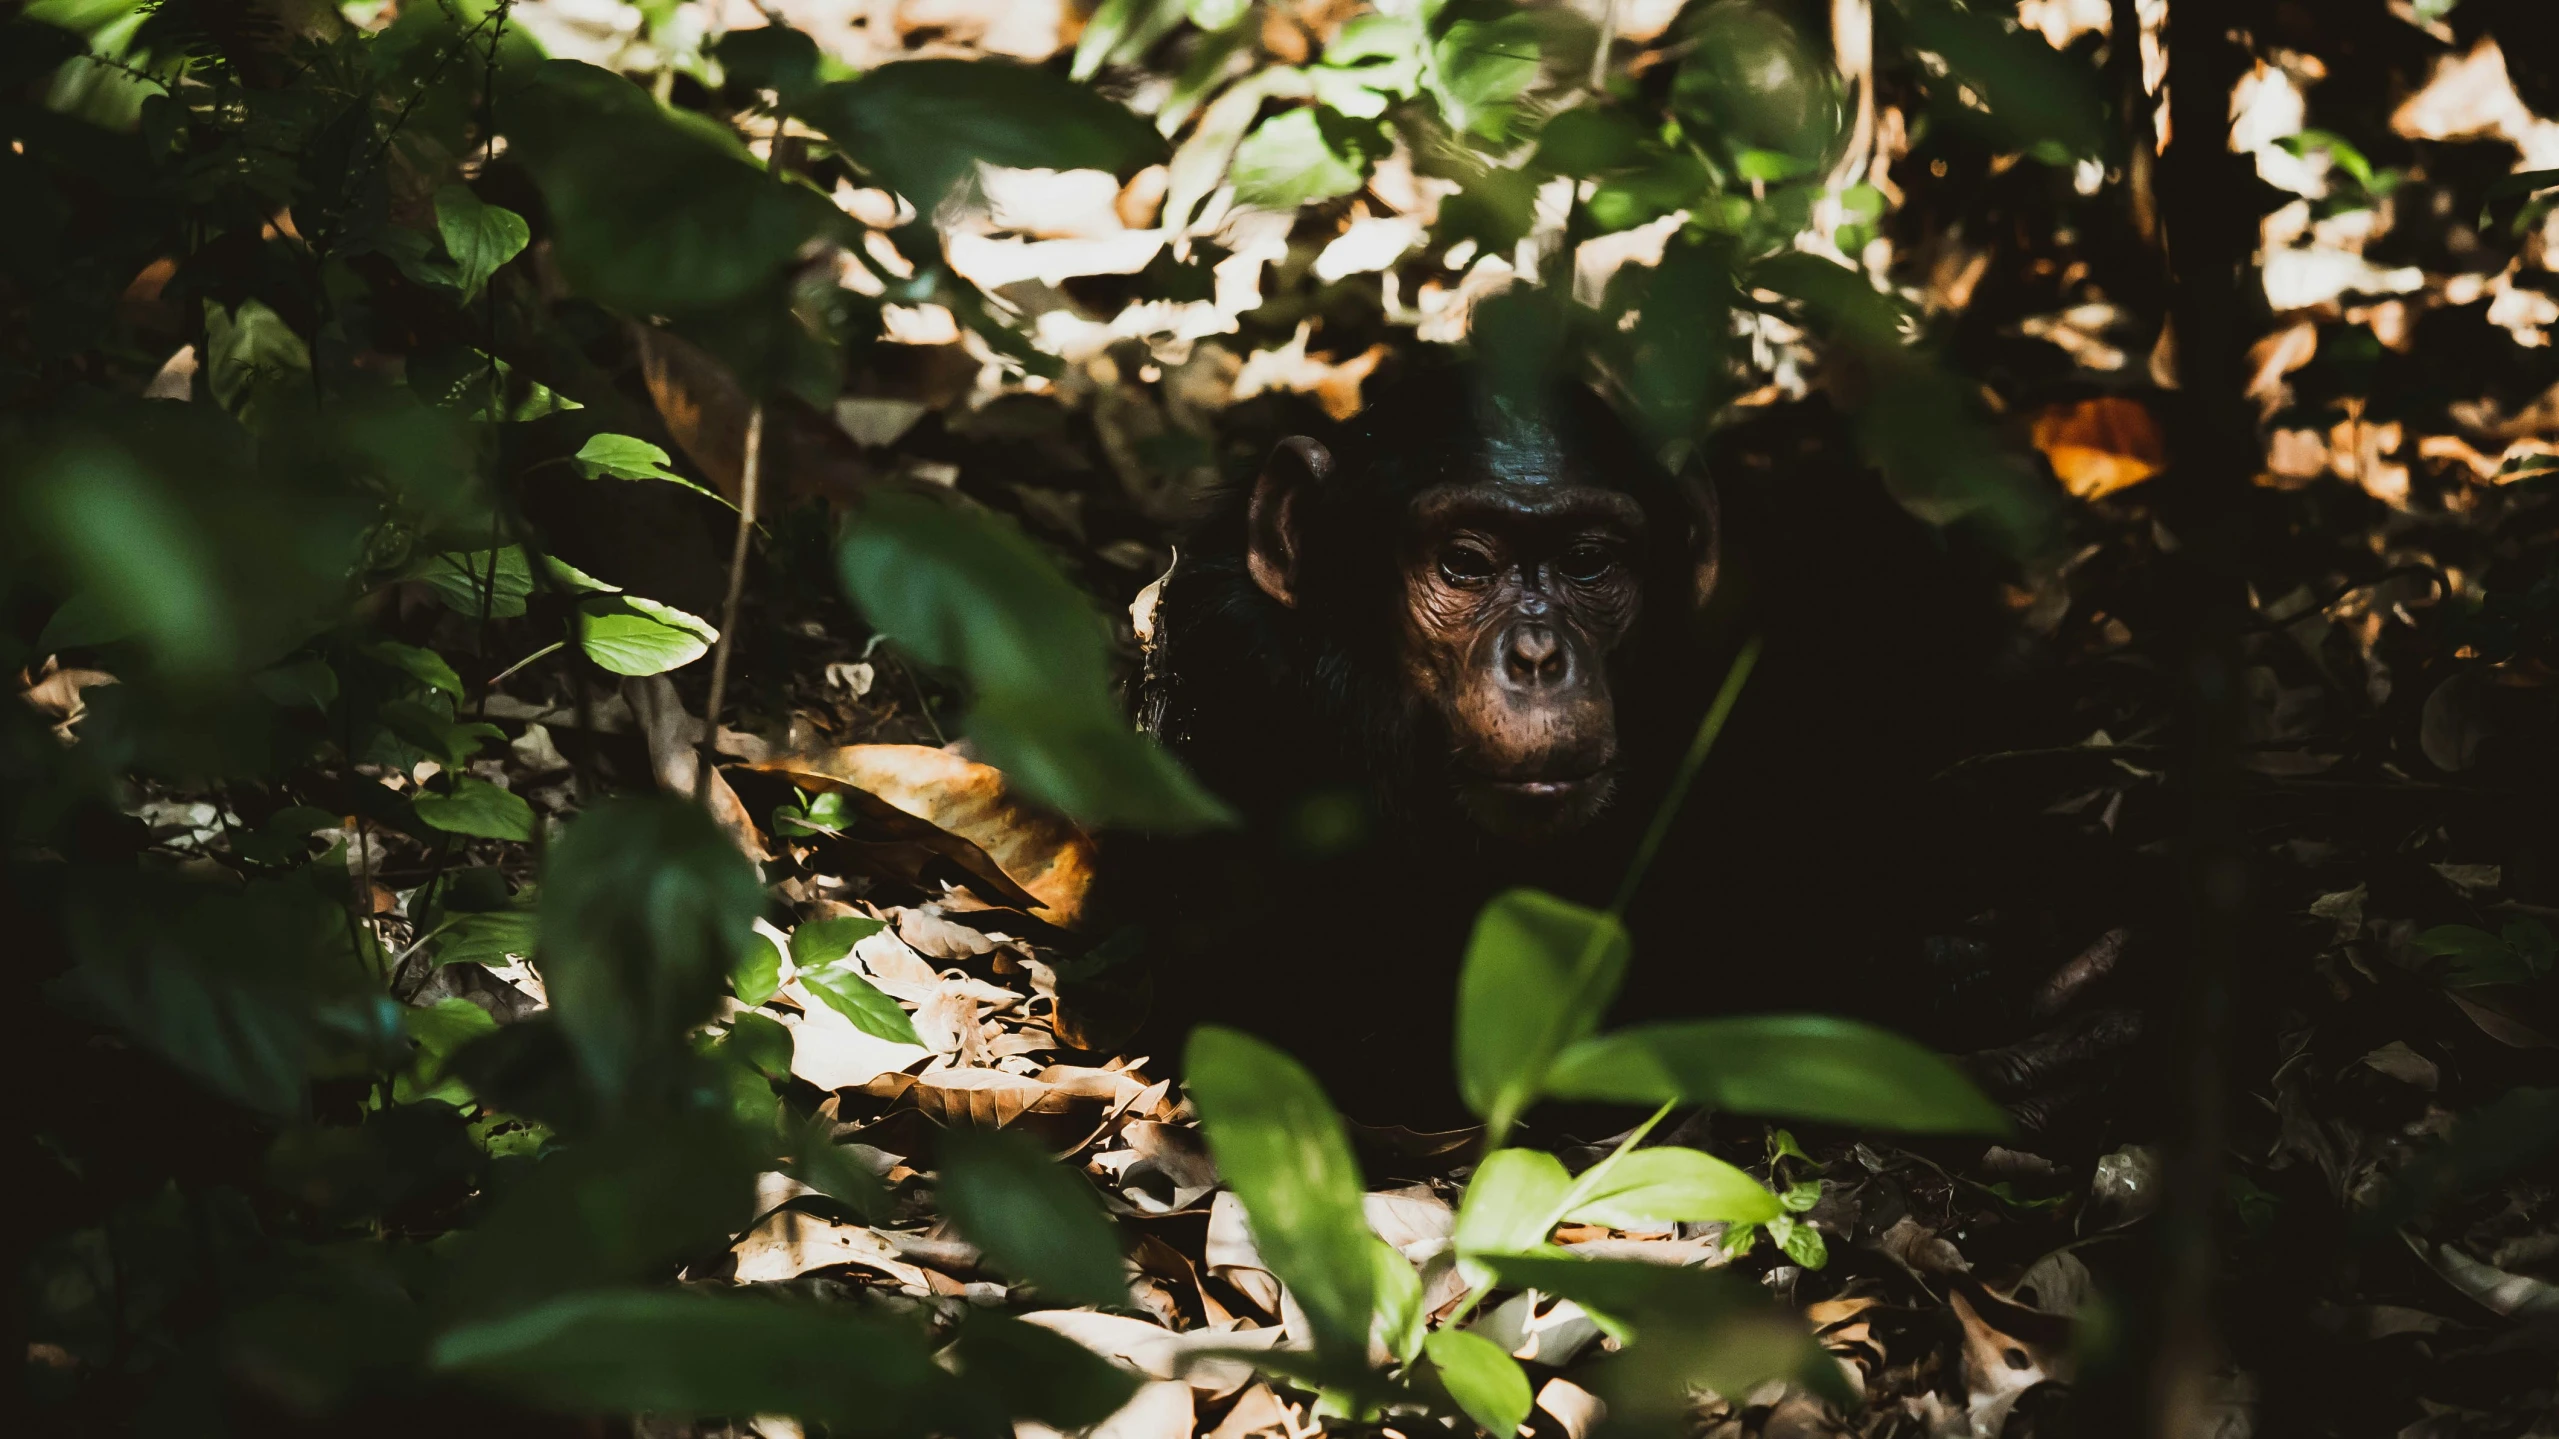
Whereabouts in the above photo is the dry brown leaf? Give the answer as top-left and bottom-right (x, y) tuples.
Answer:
(634, 324), (878, 512)
(731, 1209), (932, 1288)
(1535, 1378), (1605, 1439)
(2031, 396), (2166, 500)
(1203, 1384), (1301, 1439)
(755, 745), (1097, 924)
(18, 659), (117, 742)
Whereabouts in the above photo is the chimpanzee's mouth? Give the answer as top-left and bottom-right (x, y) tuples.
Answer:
(1481, 774), (1601, 797)
(1457, 765), (1619, 841)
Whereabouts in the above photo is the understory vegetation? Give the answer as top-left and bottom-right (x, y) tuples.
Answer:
(6, 2), (2555, 1437)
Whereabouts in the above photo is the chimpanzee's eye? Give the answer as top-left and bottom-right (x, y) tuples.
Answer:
(1438, 546), (1498, 586)
(1555, 544), (1616, 583)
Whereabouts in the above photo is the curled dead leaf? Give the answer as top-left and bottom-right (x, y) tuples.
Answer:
(752, 744), (1098, 925)
(2031, 396), (2166, 501)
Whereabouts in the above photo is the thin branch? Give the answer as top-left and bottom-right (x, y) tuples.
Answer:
(696, 404), (766, 807)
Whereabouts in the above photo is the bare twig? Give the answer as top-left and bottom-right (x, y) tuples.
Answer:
(696, 404), (765, 806)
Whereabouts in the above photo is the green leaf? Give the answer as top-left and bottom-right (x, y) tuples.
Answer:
(504, 61), (845, 314)
(1072, 0), (1190, 81)
(837, 490), (1230, 831)
(1455, 889), (1631, 1141)
(790, 915), (888, 970)
(1767, 1213), (1829, 1269)
(1893, 0), (2106, 162)
(398, 997), (500, 1104)
(937, 1127), (1128, 1308)
(1671, 1), (1842, 176)
(540, 796), (765, 1107)
(945, 1310), (1143, 1431)
(203, 298), (313, 432)
(572, 433), (721, 500)
(732, 929), (784, 1006)
(1184, 1026), (1376, 1357)
(408, 547), (533, 621)
(434, 184), (531, 301)
(800, 959), (925, 1046)
(361, 639), (464, 699)
(431, 1289), (944, 1425)
(378, 697), (504, 772)
(799, 59), (1167, 210)
(413, 777), (537, 842)
(1544, 1015), (2013, 1136)
(1232, 106), (1384, 208)
(1371, 1235), (1426, 1364)
(714, 23), (822, 101)
(1424, 1328), (1534, 1438)
(2416, 922), (2554, 988)
(1567, 1147), (1782, 1229)
(252, 654), (339, 711)
(436, 910), (540, 969)
(1453, 1148), (1572, 1259)
(1430, 12), (1551, 145)
(575, 595), (718, 676)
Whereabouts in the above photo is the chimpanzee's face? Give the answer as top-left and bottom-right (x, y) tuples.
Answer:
(1397, 472), (1647, 842)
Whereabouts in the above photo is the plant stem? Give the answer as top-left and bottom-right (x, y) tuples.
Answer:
(484, 640), (563, 690)
(696, 403), (764, 806)
(1610, 634), (1762, 917)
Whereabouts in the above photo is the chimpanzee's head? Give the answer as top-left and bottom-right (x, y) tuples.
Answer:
(1239, 367), (1717, 843)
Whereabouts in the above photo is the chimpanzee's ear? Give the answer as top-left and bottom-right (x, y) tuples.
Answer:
(1682, 472), (1721, 616)
(1247, 436), (1330, 608)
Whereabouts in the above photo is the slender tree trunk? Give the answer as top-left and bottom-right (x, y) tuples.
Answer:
(2141, 2), (2264, 1434)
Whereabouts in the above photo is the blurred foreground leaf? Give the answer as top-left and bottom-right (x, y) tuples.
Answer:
(938, 1127), (1128, 1308)
(538, 796), (763, 1108)
(1456, 889), (1630, 1141)
(838, 490), (1229, 831)
(433, 1289), (943, 1427)
(1185, 1026), (1376, 1357)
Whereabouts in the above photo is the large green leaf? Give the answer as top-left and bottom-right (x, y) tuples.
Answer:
(1424, 1328), (1534, 1438)
(836, 490), (1229, 831)
(798, 59), (1166, 209)
(575, 595), (717, 676)
(944, 1311), (1143, 1432)
(46, 874), (376, 1117)
(503, 60), (843, 314)
(1544, 1015), (2012, 1135)
(412, 777), (537, 842)
(433, 910), (540, 970)
(799, 957), (924, 1046)
(538, 796), (764, 1108)
(1184, 1026), (1377, 1357)
(1455, 889), (1631, 1141)
(433, 184), (529, 301)
(789, 915), (887, 969)
(571, 433), (720, 499)
(1452, 1148), (1571, 1259)
(1671, 1), (1843, 179)
(937, 1127), (1128, 1309)
(1232, 106), (1384, 208)
(1566, 1147), (1781, 1229)
(432, 1289), (945, 1426)
(407, 547), (533, 620)
(1892, 0), (2106, 162)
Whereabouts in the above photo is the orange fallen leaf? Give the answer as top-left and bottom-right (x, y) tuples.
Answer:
(2032, 396), (2166, 501)
(752, 744), (1098, 926)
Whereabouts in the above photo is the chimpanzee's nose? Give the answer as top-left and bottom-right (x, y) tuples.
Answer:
(1503, 625), (1568, 687)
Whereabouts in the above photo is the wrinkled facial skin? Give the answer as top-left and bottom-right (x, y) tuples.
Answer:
(1399, 475), (1647, 841)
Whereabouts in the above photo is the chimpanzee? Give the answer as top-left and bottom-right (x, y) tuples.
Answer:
(1122, 361), (2149, 1135)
